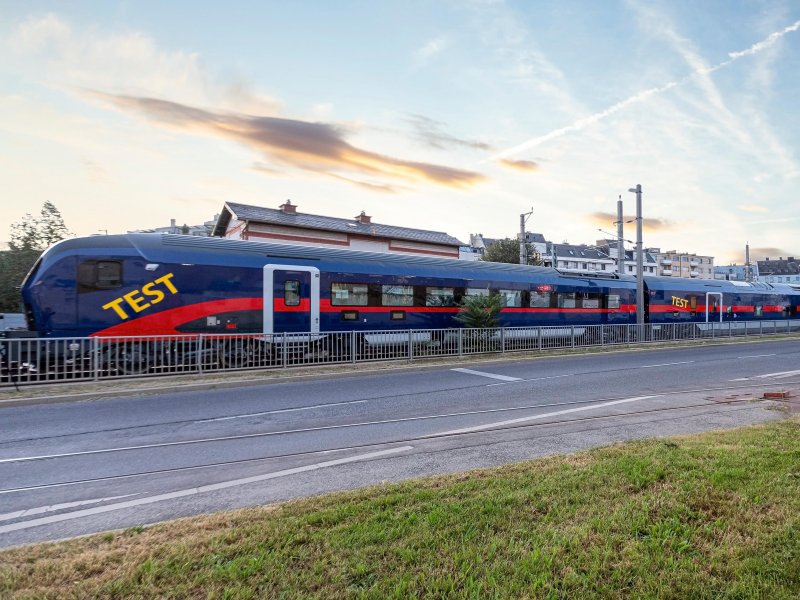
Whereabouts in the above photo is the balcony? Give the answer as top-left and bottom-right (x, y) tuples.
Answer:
(661, 268), (673, 276)
(690, 259), (700, 267)
(660, 258), (673, 266)
(690, 270), (700, 277)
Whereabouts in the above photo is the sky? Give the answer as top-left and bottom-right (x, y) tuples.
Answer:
(1, 1), (799, 264)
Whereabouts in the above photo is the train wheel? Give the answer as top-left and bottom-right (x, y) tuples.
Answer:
(218, 339), (252, 368)
(113, 344), (150, 375)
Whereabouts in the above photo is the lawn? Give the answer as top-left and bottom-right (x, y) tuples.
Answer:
(2, 417), (798, 599)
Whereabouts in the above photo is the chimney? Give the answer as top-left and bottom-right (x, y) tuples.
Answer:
(355, 211), (371, 224)
(279, 200), (297, 214)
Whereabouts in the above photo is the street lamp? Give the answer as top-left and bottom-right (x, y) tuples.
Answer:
(519, 208), (534, 265)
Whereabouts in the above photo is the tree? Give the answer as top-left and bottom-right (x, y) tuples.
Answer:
(9, 201), (71, 251)
(454, 292), (504, 329)
(481, 238), (542, 265)
(1, 202), (71, 312)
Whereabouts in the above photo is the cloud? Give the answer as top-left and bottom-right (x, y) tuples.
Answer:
(586, 211), (675, 232)
(750, 247), (798, 260)
(492, 18), (800, 158)
(92, 92), (486, 189)
(405, 114), (492, 151)
(498, 158), (539, 172)
(737, 204), (769, 213)
(414, 36), (449, 66)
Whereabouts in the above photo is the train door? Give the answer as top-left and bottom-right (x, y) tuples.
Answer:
(705, 292), (722, 323)
(263, 265), (320, 334)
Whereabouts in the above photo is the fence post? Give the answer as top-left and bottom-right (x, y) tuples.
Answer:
(571, 325), (575, 348)
(501, 327), (506, 353)
(198, 335), (204, 374)
(458, 328), (463, 357)
(408, 329), (414, 362)
(282, 332), (288, 368)
(538, 327), (542, 351)
(93, 337), (99, 381)
(351, 331), (357, 363)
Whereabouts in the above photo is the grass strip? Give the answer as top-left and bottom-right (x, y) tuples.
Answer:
(2, 418), (798, 599)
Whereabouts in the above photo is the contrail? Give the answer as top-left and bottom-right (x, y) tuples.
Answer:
(492, 19), (800, 160)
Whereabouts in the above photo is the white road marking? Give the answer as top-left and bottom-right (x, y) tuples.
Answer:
(487, 373), (572, 387)
(0, 494), (138, 523)
(206, 400), (367, 422)
(0, 446), (413, 534)
(451, 368), (522, 382)
(640, 361), (694, 369)
(729, 378), (750, 381)
(432, 395), (661, 437)
(737, 354), (776, 359)
(755, 369), (800, 379)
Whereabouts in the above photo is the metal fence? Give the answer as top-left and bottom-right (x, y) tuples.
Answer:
(2, 320), (798, 387)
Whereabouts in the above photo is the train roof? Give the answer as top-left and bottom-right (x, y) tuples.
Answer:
(644, 275), (800, 295)
(43, 233), (639, 286)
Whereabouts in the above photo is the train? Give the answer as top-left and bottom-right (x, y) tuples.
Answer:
(3, 233), (800, 375)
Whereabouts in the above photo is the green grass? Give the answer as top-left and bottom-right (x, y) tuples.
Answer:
(2, 418), (799, 599)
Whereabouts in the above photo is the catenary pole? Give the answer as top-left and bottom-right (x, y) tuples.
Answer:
(616, 196), (624, 275)
(628, 184), (644, 325)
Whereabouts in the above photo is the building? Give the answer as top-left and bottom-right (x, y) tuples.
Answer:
(212, 200), (464, 258)
(129, 216), (217, 237)
(713, 263), (759, 281)
(645, 249), (715, 279)
(757, 256), (800, 284)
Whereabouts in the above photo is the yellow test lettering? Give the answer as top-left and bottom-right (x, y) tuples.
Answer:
(124, 290), (150, 313)
(102, 272), (179, 321)
(102, 297), (129, 320)
(155, 273), (178, 294)
(142, 281), (165, 304)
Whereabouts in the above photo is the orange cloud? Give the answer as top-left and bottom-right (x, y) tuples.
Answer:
(587, 211), (675, 232)
(91, 92), (486, 191)
(750, 247), (798, 260)
(498, 158), (539, 172)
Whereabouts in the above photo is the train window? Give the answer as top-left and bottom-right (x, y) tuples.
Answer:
(426, 287), (456, 307)
(382, 285), (413, 306)
(498, 289), (521, 308)
(607, 294), (620, 309)
(581, 293), (600, 309)
(557, 292), (576, 308)
(284, 281), (300, 306)
(530, 291), (551, 308)
(465, 287), (490, 297)
(77, 260), (122, 293)
(331, 282), (368, 306)
(754, 305), (763, 318)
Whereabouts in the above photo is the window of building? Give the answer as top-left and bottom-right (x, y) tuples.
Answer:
(607, 294), (620, 309)
(381, 285), (413, 306)
(331, 282), (368, 306)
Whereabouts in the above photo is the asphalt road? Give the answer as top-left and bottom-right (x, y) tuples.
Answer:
(1, 339), (798, 548)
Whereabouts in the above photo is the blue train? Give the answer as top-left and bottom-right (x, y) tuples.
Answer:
(4, 233), (799, 373)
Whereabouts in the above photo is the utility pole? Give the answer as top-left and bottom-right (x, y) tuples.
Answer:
(628, 184), (644, 325)
(616, 196), (624, 275)
(519, 208), (533, 265)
